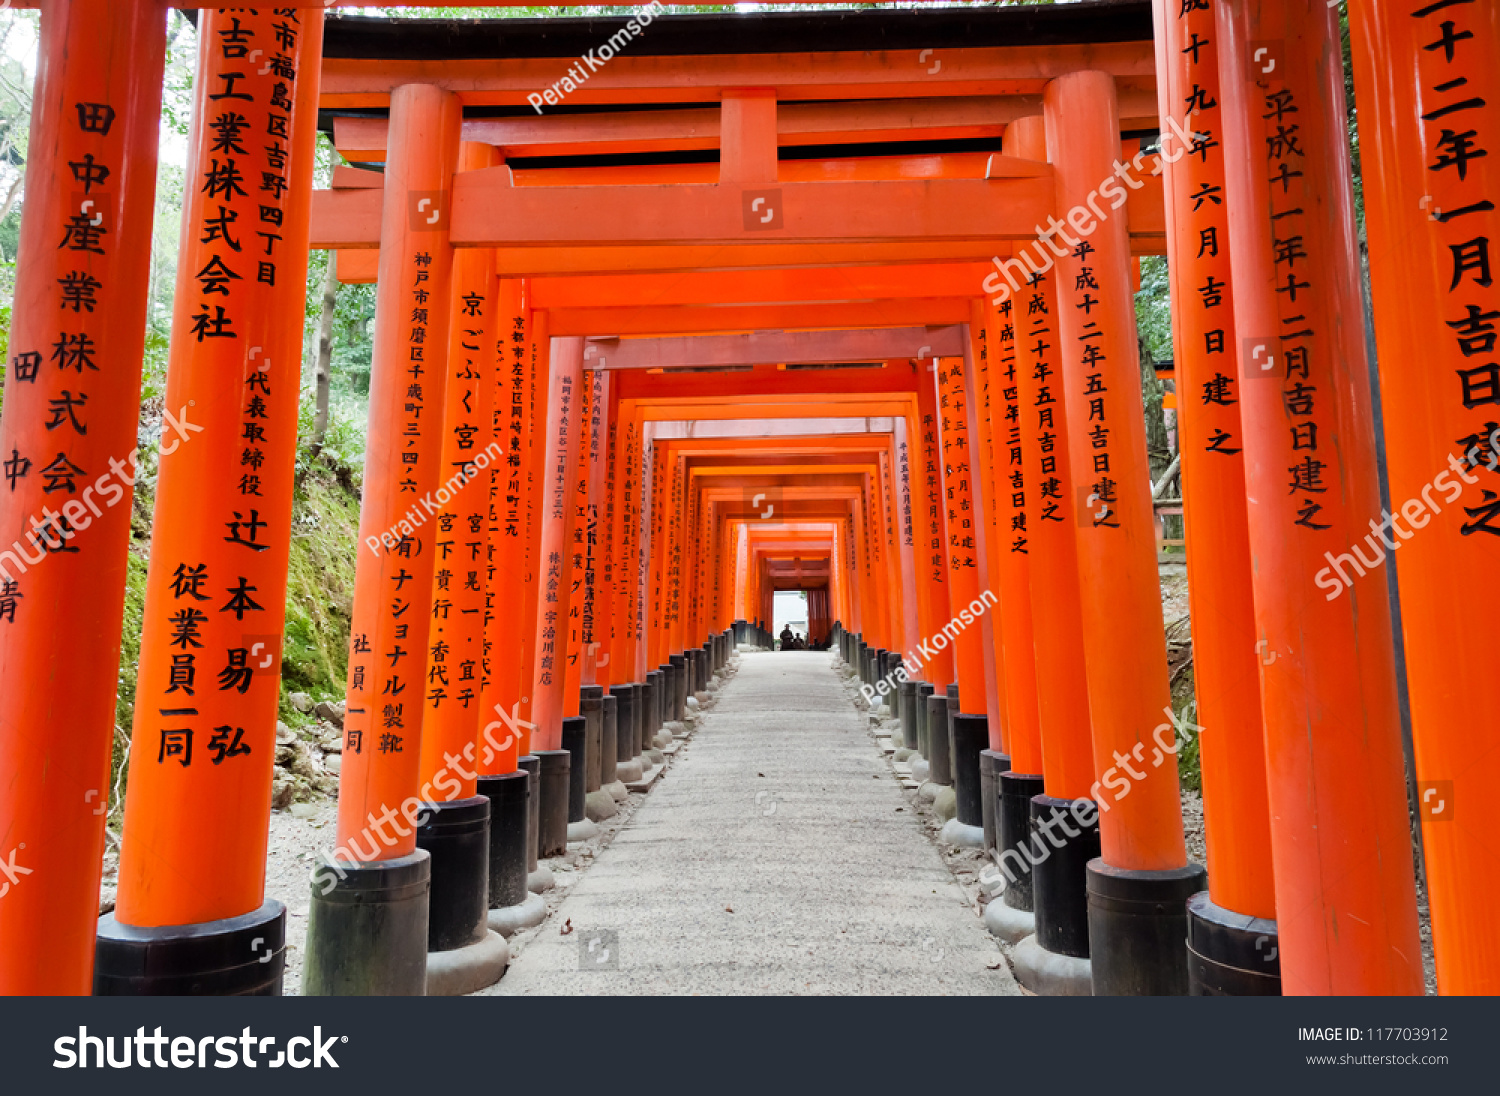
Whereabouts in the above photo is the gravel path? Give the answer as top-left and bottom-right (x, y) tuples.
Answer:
(486, 651), (1019, 996)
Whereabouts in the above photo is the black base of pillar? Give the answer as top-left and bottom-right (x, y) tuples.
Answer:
(915, 682), (934, 756)
(925, 694), (951, 784)
(614, 685), (637, 762)
(898, 680), (917, 747)
(1086, 859), (1207, 996)
(642, 673), (659, 749)
(535, 749), (571, 857)
(951, 713), (987, 826)
(998, 771), (1044, 912)
(1031, 794), (1100, 958)
(580, 685), (604, 794)
(601, 693), (618, 784)
(979, 750), (1010, 853)
(669, 654), (687, 720)
(1185, 891), (1282, 996)
(94, 899), (286, 996)
(303, 849), (430, 996)
(415, 795), (491, 953)
(478, 770), (529, 909)
(562, 715), (588, 823)
(518, 754), (541, 871)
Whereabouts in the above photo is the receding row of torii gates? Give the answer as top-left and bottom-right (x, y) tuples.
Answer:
(0, 0), (1493, 997)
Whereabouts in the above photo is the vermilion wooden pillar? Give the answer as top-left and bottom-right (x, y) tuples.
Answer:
(611, 400), (644, 689)
(938, 343), (989, 705)
(1045, 74), (1204, 994)
(1152, 0), (1278, 995)
(103, 11), (319, 996)
(985, 299), (1043, 771)
(1002, 116), (1102, 972)
(1351, 0), (1500, 997)
(1218, 0), (1421, 996)
(913, 361), (955, 694)
(966, 301), (1007, 748)
(0, 0), (166, 997)
(582, 369), (614, 687)
(411, 142), (503, 968)
(517, 305), (550, 756)
(417, 142), (498, 798)
(307, 83), (461, 996)
(480, 277), (530, 777)
(562, 364), (595, 713)
(530, 336), (585, 753)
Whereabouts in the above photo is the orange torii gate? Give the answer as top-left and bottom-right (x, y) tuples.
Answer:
(2, 0), (1489, 1002)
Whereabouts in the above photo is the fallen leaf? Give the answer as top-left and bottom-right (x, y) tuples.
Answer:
(560, 919), (574, 935)
(725, 906), (734, 913)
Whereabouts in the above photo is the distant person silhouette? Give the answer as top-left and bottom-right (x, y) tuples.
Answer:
(779, 625), (794, 649)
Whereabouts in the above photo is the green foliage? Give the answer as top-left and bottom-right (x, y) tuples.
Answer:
(1135, 255), (1173, 364)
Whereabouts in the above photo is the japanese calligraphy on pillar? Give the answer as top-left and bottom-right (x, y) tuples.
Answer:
(1410, 0), (1499, 535)
(921, 402), (946, 585)
(996, 299), (1030, 552)
(140, 9), (309, 778)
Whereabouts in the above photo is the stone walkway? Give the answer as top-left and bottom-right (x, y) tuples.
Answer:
(486, 651), (1019, 995)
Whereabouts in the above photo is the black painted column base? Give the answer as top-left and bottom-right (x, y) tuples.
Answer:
(997, 771), (1044, 913)
(1031, 794), (1100, 958)
(535, 749), (571, 857)
(1185, 891), (1282, 995)
(979, 749), (1010, 853)
(95, 899), (286, 996)
(1086, 859), (1207, 996)
(580, 685), (604, 794)
(642, 673), (659, 753)
(914, 682), (934, 757)
(897, 679), (917, 749)
(1007, 794), (1099, 995)
(478, 770), (529, 909)
(925, 694), (952, 786)
(669, 654), (687, 720)
(561, 714), (598, 841)
(951, 713), (987, 827)
(303, 850), (430, 996)
(600, 692), (619, 785)
(614, 685), (638, 764)
(415, 795), (490, 953)
(562, 715), (588, 824)
(517, 754), (541, 872)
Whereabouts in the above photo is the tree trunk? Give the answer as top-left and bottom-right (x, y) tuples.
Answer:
(311, 258), (339, 453)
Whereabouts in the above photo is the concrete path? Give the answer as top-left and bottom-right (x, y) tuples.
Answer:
(487, 651), (1019, 996)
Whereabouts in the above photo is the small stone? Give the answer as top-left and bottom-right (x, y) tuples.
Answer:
(290, 802), (319, 820)
(289, 692), (314, 713)
(314, 700), (344, 725)
(276, 721), (297, 746)
(323, 753), (342, 775)
(271, 771), (295, 810)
